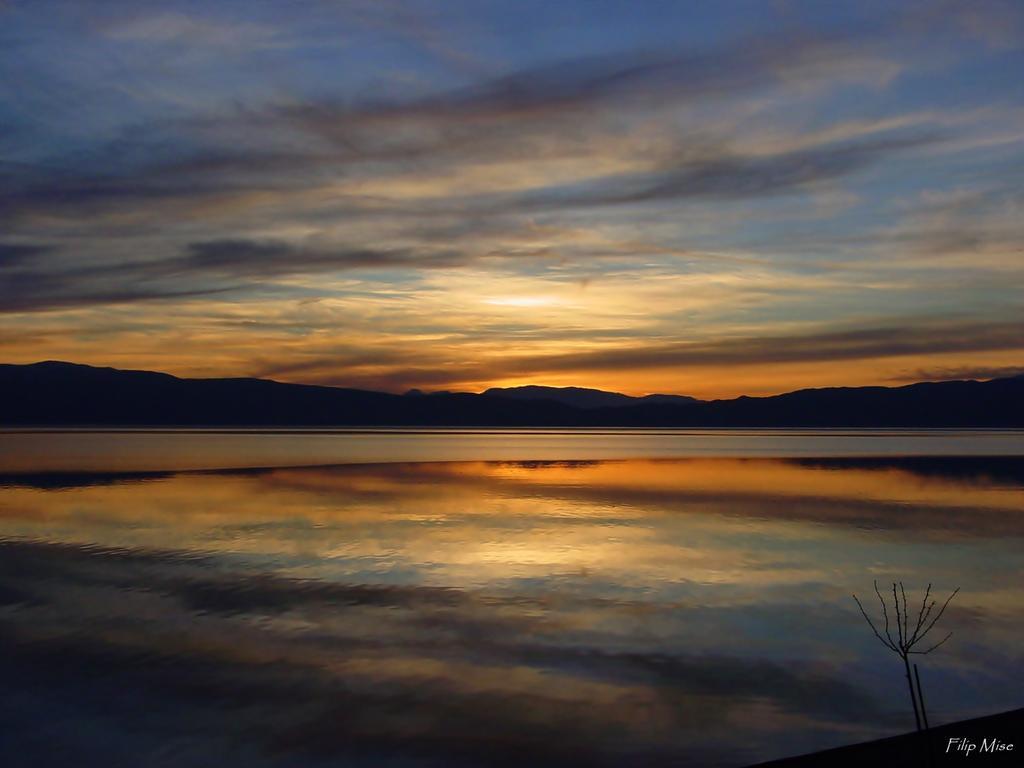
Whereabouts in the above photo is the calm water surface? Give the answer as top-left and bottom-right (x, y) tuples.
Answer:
(1, 430), (1023, 767)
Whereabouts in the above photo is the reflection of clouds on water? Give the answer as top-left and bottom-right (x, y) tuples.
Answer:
(0, 457), (1023, 765)
(0, 539), (883, 767)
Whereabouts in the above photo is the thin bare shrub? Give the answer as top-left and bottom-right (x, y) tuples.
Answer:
(853, 581), (959, 732)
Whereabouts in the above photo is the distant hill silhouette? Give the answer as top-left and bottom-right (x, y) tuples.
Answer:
(482, 385), (698, 409)
(1, 361), (1023, 427)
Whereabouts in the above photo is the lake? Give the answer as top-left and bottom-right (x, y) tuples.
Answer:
(1, 429), (1023, 767)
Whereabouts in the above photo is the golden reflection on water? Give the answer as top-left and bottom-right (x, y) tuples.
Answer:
(1, 454), (1023, 766)
(4, 458), (1023, 560)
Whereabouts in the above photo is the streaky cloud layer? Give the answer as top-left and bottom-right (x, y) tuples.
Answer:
(1, 0), (1022, 396)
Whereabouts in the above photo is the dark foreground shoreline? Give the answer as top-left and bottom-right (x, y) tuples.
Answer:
(750, 708), (1022, 767)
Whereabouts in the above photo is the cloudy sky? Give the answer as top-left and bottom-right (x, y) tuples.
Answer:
(2, 0), (1023, 397)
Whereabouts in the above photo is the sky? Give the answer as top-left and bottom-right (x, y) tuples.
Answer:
(1, 0), (1023, 398)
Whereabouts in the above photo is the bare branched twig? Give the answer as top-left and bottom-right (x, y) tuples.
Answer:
(853, 591), (897, 653)
(852, 580), (960, 734)
(853, 581), (959, 661)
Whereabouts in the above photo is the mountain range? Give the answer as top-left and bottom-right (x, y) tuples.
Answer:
(1, 361), (1023, 427)
(481, 385), (698, 409)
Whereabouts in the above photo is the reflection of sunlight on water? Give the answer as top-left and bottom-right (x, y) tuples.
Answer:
(1, 445), (1023, 766)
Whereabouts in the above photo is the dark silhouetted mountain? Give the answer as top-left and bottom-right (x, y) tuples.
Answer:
(636, 393), (701, 406)
(2, 361), (1023, 427)
(482, 385), (697, 409)
(404, 388), (467, 397)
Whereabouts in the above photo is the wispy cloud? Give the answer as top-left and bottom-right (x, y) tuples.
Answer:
(0, 239), (476, 313)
